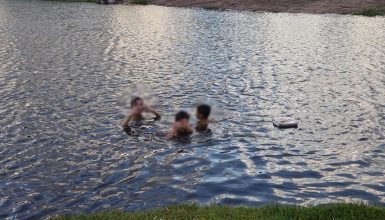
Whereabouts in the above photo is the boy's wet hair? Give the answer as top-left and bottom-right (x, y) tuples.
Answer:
(175, 111), (190, 121)
(197, 104), (211, 119)
(130, 97), (143, 107)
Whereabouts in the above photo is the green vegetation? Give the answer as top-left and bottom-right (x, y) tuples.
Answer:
(353, 8), (385, 17)
(54, 203), (385, 220)
(203, 5), (220, 10)
(130, 0), (149, 5)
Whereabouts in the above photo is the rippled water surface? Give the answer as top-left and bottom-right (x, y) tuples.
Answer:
(1, 0), (385, 218)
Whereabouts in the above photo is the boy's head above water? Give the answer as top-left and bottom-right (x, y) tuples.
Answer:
(175, 110), (190, 122)
(195, 104), (211, 131)
(175, 111), (192, 134)
(165, 110), (193, 139)
(131, 97), (144, 112)
(196, 104), (211, 120)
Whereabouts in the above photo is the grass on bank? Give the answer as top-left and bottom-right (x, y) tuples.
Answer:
(130, 0), (149, 5)
(203, 5), (220, 10)
(54, 203), (385, 220)
(353, 8), (385, 16)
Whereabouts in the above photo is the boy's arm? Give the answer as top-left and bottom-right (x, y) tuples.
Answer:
(122, 114), (133, 127)
(152, 109), (161, 120)
(165, 128), (176, 139)
(145, 106), (161, 120)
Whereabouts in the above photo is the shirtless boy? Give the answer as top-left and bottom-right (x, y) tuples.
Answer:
(166, 111), (193, 139)
(195, 104), (211, 131)
(122, 97), (161, 127)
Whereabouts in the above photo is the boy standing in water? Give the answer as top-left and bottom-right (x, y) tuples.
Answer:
(195, 104), (211, 131)
(122, 97), (161, 127)
(166, 111), (193, 139)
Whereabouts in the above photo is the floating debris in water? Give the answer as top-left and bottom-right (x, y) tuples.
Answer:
(273, 117), (298, 128)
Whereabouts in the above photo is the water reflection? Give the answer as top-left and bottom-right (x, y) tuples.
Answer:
(0, 0), (385, 218)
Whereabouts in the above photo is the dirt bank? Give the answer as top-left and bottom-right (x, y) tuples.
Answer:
(146, 0), (385, 14)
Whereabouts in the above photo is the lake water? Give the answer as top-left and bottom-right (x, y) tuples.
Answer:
(1, 0), (385, 218)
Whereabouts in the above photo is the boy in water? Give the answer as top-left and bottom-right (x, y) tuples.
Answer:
(122, 97), (161, 127)
(195, 104), (211, 131)
(166, 111), (193, 139)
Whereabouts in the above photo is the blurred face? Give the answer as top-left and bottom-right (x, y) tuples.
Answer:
(196, 112), (203, 120)
(176, 118), (190, 127)
(132, 100), (145, 112)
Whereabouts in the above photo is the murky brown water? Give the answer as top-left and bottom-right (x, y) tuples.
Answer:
(0, 0), (385, 218)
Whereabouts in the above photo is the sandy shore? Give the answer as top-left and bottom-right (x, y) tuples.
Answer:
(140, 0), (385, 14)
